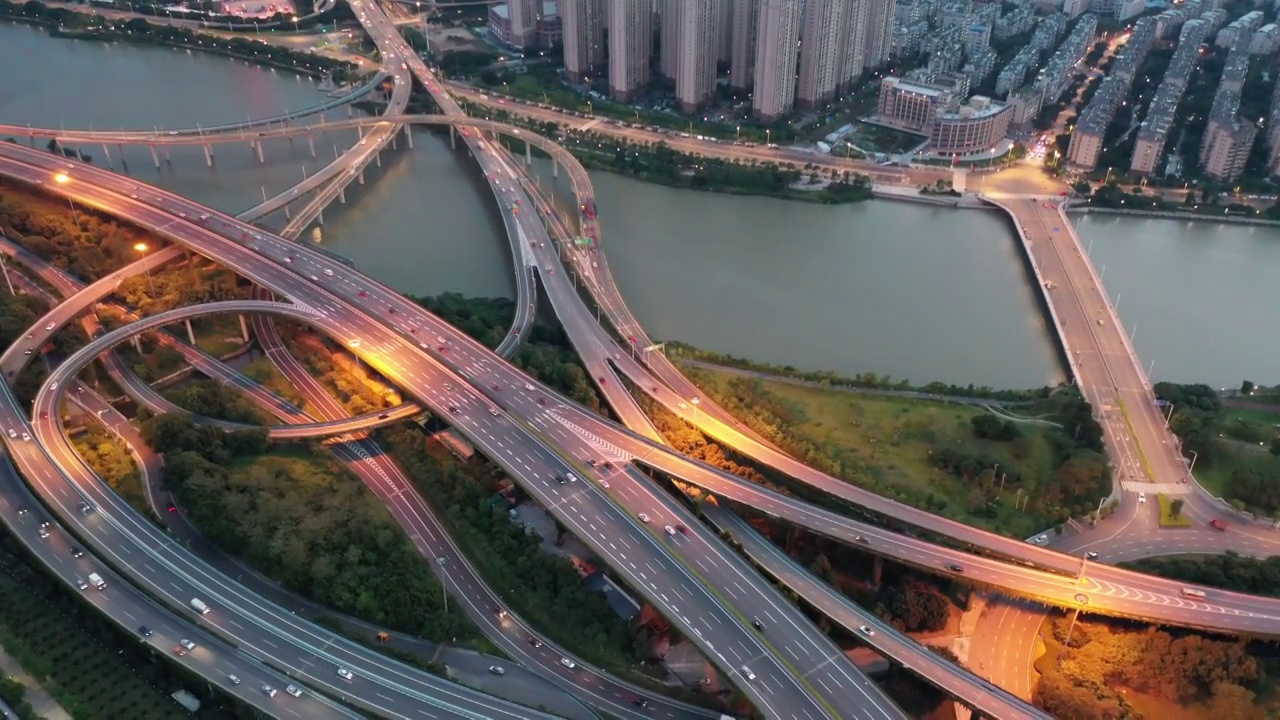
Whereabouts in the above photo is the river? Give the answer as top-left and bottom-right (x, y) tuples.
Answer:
(4, 21), (1276, 389)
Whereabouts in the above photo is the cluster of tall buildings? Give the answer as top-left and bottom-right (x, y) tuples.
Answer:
(1065, 16), (1156, 170)
(1198, 46), (1255, 180)
(1129, 19), (1208, 176)
(554, 0), (895, 120)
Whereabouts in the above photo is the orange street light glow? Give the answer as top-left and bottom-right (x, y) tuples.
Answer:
(134, 243), (149, 253)
(53, 173), (70, 184)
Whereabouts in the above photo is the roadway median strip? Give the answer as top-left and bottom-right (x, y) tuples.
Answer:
(521, 421), (845, 720)
(1117, 399), (1155, 482)
(1157, 495), (1192, 528)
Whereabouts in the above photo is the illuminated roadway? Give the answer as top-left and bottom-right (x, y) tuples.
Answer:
(7, 114), (1280, 702)
(0, 155), (879, 719)
(8, 5), (1271, 716)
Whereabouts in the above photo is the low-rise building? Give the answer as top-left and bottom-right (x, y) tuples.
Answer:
(931, 95), (1013, 155)
(877, 76), (955, 131)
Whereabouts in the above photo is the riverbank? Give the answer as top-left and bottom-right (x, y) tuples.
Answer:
(1068, 204), (1280, 228)
(0, 1), (358, 80)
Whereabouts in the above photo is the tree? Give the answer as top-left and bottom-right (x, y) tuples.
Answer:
(1170, 498), (1184, 518)
(1240, 380), (1254, 395)
(1206, 682), (1255, 717)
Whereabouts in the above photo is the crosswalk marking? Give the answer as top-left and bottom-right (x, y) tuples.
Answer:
(1120, 481), (1189, 495)
(547, 410), (631, 463)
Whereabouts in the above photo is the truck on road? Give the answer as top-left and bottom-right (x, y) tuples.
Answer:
(87, 573), (106, 589)
(190, 598), (211, 615)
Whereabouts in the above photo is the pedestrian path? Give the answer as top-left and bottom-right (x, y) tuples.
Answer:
(0, 645), (72, 720)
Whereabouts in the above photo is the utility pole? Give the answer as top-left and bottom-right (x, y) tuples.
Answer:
(0, 254), (13, 296)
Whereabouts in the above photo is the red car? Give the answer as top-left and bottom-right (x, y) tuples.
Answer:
(1210, 519), (1228, 531)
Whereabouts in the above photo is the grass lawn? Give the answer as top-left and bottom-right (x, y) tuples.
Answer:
(1157, 494), (1192, 527)
(190, 315), (248, 358)
(848, 122), (925, 154)
(241, 355), (310, 412)
(687, 366), (1062, 538)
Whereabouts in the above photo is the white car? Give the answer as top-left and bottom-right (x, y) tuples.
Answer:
(1138, 492), (1147, 504)
(740, 666), (756, 681)
(1031, 534), (1048, 545)
(337, 667), (354, 681)
(228, 674), (241, 685)
(286, 685), (303, 698)
(859, 625), (875, 636)
(664, 525), (676, 536)
(323, 268), (334, 276)
(560, 657), (576, 669)
(638, 513), (650, 524)
(179, 639), (196, 651)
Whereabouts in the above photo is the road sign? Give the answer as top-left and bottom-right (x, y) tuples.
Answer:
(575, 236), (593, 245)
(643, 343), (665, 353)
(1154, 399), (1169, 407)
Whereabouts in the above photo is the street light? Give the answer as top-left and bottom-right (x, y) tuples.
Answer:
(690, 397), (700, 420)
(134, 243), (157, 299)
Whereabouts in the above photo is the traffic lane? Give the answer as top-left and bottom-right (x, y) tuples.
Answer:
(0, 461), (359, 720)
(30, 294), (834, 712)
(12, 155), (1280, 627)
(714, 507), (1048, 720)
(527, 414), (891, 719)
(517, 254), (897, 714)
(323, 442), (666, 720)
(72, 376), (621, 720)
(12, 324), (562, 720)
(13, 423), (550, 720)
(968, 599), (1044, 701)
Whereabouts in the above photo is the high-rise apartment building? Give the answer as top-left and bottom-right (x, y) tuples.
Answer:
(862, 0), (895, 69)
(839, 0), (869, 89)
(563, 0), (605, 82)
(718, 0), (734, 63)
(753, 0), (803, 120)
(660, 0), (682, 82)
(797, 0), (848, 108)
(507, 0), (541, 49)
(609, 0), (653, 101)
(729, 0), (760, 92)
(675, 0), (720, 112)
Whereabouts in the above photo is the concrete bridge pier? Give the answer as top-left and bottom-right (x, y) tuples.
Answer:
(375, 150), (382, 168)
(307, 134), (316, 159)
(450, 126), (456, 150)
(319, 111), (326, 126)
(347, 103), (353, 118)
(202, 144), (214, 167)
(317, 207), (324, 225)
(162, 145), (171, 165)
(338, 187), (346, 204)
(357, 125), (364, 141)
(130, 336), (143, 354)
(390, 132), (397, 151)
(252, 140), (265, 164)
(100, 144), (113, 170)
(525, 142), (531, 165)
(552, 159), (558, 177)
(184, 319), (196, 345)
(405, 126), (414, 149)
(284, 204), (291, 220)
(358, 170), (365, 185)
(239, 314), (250, 343)
(148, 144), (160, 169)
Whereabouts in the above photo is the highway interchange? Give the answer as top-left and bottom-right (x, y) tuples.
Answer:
(2, 1), (1278, 718)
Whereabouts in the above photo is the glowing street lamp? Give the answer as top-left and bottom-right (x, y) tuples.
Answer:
(135, 243), (157, 299)
(53, 172), (70, 184)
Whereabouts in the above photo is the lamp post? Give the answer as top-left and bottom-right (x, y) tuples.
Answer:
(690, 397), (700, 421)
(54, 173), (80, 226)
(134, 243), (157, 299)
(0, 254), (14, 296)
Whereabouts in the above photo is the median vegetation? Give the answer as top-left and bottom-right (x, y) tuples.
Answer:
(140, 414), (478, 644)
